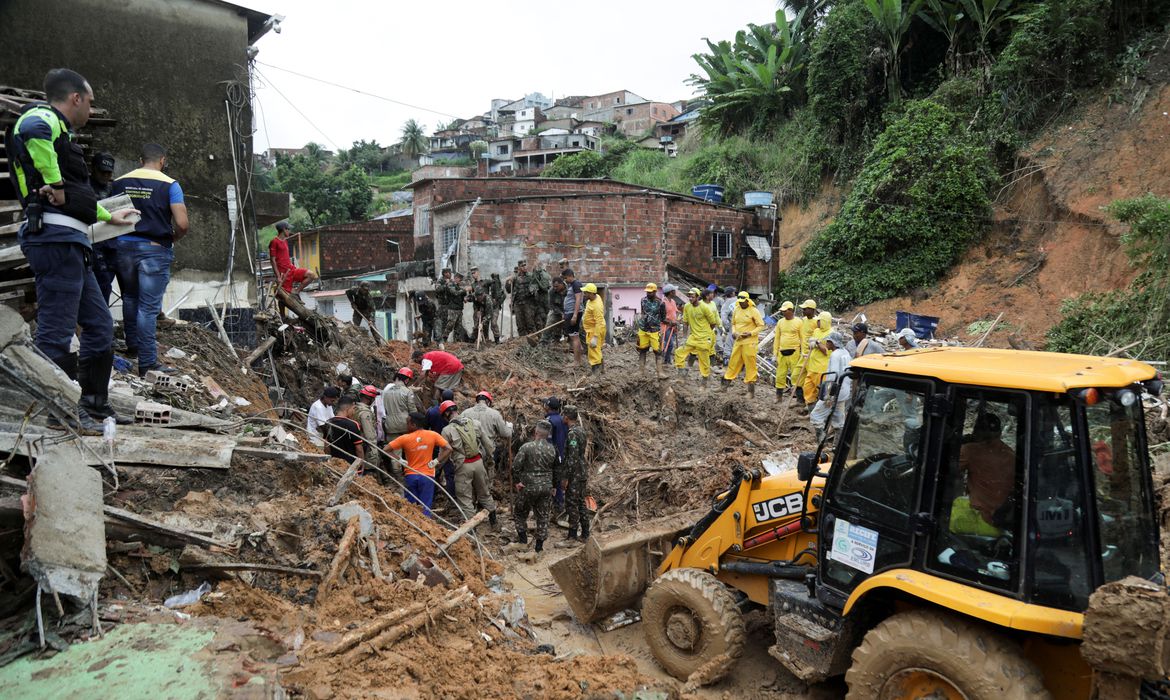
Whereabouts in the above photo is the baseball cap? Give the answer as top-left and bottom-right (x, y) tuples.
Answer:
(663, 284), (678, 294)
(582, 283), (598, 293)
(94, 152), (115, 173)
(645, 283), (658, 292)
(545, 397), (562, 410)
(799, 299), (817, 309)
(780, 301), (794, 311)
(706, 283), (718, 293)
(852, 322), (869, 333)
(275, 221), (291, 232)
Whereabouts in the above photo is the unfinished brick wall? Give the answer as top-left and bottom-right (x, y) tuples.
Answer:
(315, 217), (414, 278)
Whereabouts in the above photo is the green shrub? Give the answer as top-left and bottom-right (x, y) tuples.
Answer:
(777, 100), (996, 308)
(541, 151), (608, 178)
(610, 149), (675, 190)
(1047, 194), (1170, 361)
(807, 0), (884, 157)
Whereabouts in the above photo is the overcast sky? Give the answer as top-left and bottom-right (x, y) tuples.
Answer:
(244, 0), (780, 152)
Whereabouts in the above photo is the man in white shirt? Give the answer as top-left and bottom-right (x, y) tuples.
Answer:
(810, 332), (853, 443)
(306, 386), (340, 445)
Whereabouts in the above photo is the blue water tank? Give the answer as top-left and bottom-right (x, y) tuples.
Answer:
(692, 184), (724, 203)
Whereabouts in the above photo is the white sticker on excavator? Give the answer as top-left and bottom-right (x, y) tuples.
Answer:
(830, 519), (878, 574)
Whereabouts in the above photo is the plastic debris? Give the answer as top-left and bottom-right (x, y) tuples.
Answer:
(164, 581), (211, 608)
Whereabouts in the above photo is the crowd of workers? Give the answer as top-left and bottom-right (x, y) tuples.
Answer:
(8, 68), (190, 433)
(304, 346), (592, 553)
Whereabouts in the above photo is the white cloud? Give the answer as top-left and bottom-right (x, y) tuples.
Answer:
(246, 0), (780, 150)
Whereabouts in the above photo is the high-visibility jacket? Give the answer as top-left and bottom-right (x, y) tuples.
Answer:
(583, 296), (606, 337)
(774, 316), (804, 356)
(730, 300), (764, 339)
(681, 301), (720, 342)
(806, 314), (833, 374)
(799, 315), (818, 352)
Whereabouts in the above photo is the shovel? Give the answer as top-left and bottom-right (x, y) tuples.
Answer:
(523, 319), (564, 347)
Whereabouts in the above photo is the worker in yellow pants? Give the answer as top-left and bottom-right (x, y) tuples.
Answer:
(674, 288), (720, 383)
(773, 301), (804, 399)
(801, 311), (833, 409)
(790, 299), (818, 395)
(582, 283), (606, 373)
(722, 291), (765, 396)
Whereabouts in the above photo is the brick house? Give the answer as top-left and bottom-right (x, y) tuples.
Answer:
(404, 177), (775, 331)
(613, 102), (680, 138)
(293, 212), (414, 280)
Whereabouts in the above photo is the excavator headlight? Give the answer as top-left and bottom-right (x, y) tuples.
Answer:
(1118, 389), (1138, 407)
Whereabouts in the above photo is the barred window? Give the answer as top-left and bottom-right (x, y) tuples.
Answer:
(711, 230), (732, 259)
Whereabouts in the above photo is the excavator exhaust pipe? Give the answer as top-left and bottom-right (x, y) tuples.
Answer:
(548, 510), (700, 623)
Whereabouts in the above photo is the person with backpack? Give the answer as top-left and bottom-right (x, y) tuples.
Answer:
(440, 401), (498, 527)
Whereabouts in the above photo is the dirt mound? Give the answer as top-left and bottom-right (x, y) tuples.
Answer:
(831, 45), (1170, 348)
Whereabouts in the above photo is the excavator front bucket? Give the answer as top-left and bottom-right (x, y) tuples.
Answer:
(548, 510), (701, 623)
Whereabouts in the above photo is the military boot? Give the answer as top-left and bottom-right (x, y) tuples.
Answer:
(489, 510), (499, 529)
(79, 351), (132, 425)
(579, 521), (590, 541)
(517, 529), (528, 545)
(565, 524), (578, 540)
(535, 539), (544, 553)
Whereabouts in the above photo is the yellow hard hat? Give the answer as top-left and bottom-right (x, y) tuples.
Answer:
(737, 291), (750, 300)
(582, 283), (598, 294)
(780, 301), (794, 311)
(644, 283), (658, 292)
(800, 299), (817, 309)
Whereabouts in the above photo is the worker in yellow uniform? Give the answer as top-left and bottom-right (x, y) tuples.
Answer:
(722, 291), (766, 396)
(801, 311), (834, 411)
(773, 301), (804, 400)
(790, 299), (819, 398)
(582, 283), (606, 374)
(674, 288), (721, 385)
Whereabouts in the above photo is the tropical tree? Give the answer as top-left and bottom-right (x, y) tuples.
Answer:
(399, 119), (429, 161)
(469, 140), (489, 159)
(958, 0), (1023, 78)
(863, 0), (926, 104)
(273, 153), (373, 227)
(919, 0), (965, 75)
(689, 8), (810, 135)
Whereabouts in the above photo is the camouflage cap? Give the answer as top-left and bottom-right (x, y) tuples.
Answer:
(535, 419), (553, 432)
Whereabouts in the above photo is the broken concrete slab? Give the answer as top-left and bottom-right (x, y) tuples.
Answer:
(21, 446), (106, 602)
(0, 426), (235, 470)
(0, 305), (80, 415)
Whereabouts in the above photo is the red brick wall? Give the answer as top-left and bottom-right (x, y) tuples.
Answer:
(316, 216), (414, 278)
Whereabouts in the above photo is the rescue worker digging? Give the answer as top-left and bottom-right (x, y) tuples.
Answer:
(636, 283), (667, 378)
(440, 401), (499, 528)
(722, 291), (765, 396)
(801, 311), (834, 412)
(379, 367), (422, 484)
(512, 420), (558, 552)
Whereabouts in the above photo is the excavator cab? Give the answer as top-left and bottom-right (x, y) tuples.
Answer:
(776, 349), (1165, 697)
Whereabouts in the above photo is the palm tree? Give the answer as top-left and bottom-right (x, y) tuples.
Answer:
(958, 0), (1022, 80)
(864, 0), (926, 104)
(400, 120), (428, 161)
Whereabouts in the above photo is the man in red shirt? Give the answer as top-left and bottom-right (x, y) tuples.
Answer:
(412, 348), (464, 403)
(268, 221), (318, 294)
(388, 412), (452, 517)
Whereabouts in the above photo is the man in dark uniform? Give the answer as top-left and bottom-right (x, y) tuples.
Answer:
(413, 291), (436, 342)
(7, 69), (137, 429)
(512, 420), (558, 552)
(489, 272), (505, 341)
(442, 272), (467, 343)
(433, 268), (453, 342)
(559, 405), (590, 541)
(88, 152), (118, 303)
(469, 269), (495, 344)
(110, 143), (188, 376)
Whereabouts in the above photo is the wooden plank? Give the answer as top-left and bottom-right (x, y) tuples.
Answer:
(103, 505), (234, 549)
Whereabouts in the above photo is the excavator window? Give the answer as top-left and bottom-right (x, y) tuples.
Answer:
(928, 389), (1026, 594)
(820, 377), (930, 594)
(1084, 397), (1158, 586)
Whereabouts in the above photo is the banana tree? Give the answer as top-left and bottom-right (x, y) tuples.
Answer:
(919, 0), (965, 75)
(958, 0), (1024, 78)
(864, 0), (926, 104)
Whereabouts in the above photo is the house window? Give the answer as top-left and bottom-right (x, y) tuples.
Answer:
(442, 225), (459, 253)
(497, 145), (508, 155)
(711, 230), (733, 259)
(626, 108), (633, 116)
(614, 97), (620, 104)
(572, 140), (579, 147)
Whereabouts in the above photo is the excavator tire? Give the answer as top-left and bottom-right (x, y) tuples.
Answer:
(641, 568), (745, 682)
(845, 609), (1051, 700)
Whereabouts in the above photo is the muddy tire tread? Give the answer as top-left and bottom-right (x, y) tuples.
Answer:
(641, 567), (746, 681)
(845, 609), (1051, 700)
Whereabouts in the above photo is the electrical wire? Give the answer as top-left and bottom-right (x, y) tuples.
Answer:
(253, 67), (343, 151)
(255, 60), (461, 120)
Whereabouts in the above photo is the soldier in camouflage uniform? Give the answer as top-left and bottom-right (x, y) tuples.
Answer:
(433, 268), (454, 342)
(440, 272), (467, 343)
(489, 273), (505, 341)
(468, 267), (495, 344)
(512, 419), (558, 552)
(558, 405), (590, 541)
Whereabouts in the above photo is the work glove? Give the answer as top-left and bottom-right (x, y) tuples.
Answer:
(589, 337), (598, 349)
(427, 459), (439, 471)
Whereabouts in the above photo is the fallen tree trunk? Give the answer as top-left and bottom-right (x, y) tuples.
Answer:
(244, 336), (276, 367)
(716, 419), (764, 447)
(344, 588), (475, 661)
(439, 510), (487, 554)
(318, 515), (361, 602)
(321, 594), (449, 657)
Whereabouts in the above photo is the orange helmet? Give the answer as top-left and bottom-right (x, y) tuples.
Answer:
(397, 367), (414, 380)
(439, 400), (457, 415)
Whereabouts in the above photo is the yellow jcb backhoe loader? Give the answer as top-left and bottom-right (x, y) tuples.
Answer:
(551, 347), (1170, 698)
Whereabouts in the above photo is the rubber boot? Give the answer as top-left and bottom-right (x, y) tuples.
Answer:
(79, 351), (132, 424)
(720, 378), (730, 390)
(701, 375), (709, 390)
(590, 364), (599, 376)
(793, 386), (803, 400)
(748, 383), (756, 398)
(517, 529), (528, 545)
(489, 510), (499, 529)
(565, 524), (578, 540)
(655, 355), (666, 379)
(599, 362), (605, 375)
(535, 539), (544, 553)
(579, 521), (590, 541)
(639, 352), (646, 374)
(776, 387), (784, 401)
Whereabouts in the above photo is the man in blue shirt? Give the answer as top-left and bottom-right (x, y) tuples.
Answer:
(8, 69), (137, 430)
(545, 396), (567, 506)
(110, 143), (189, 376)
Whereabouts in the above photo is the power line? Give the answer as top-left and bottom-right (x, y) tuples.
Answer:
(253, 67), (343, 151)
(255, 60), (461, 121)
